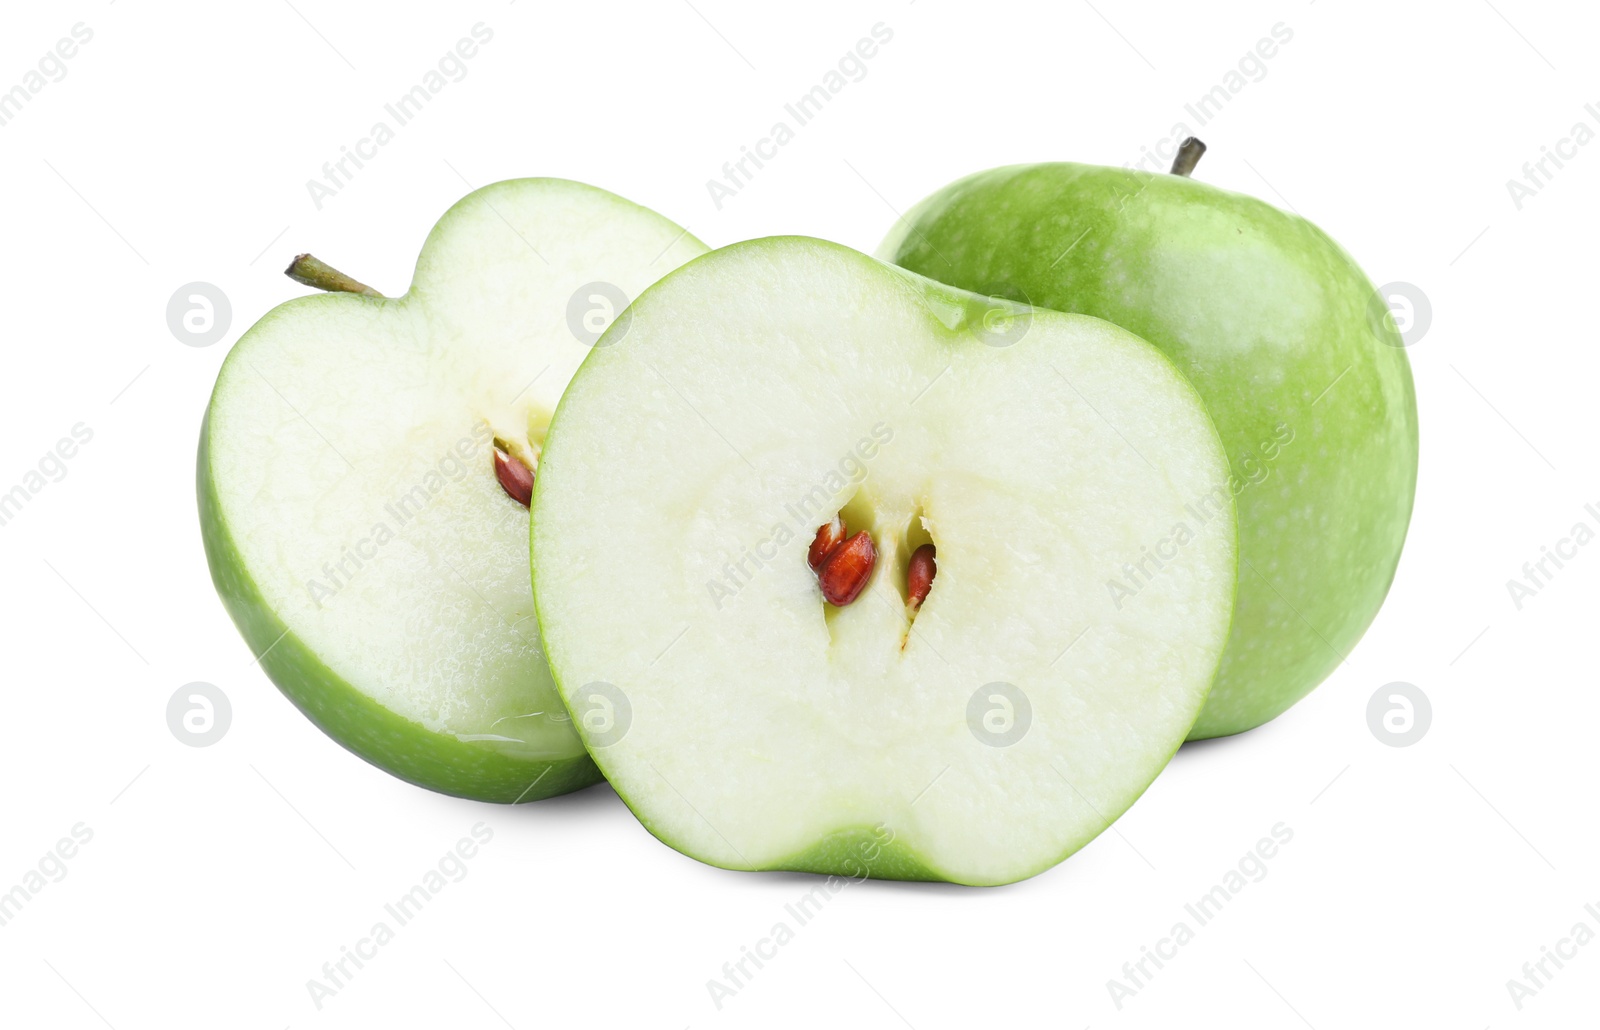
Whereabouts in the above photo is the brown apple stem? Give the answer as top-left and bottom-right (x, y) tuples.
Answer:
(1169, 137), (1207, 177)
(284, 253), (384, 297)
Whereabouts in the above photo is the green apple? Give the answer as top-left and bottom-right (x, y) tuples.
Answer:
(199, 178), (707, 802)
(880, 142), (1418, 739)
(530, 237), (1237, 885)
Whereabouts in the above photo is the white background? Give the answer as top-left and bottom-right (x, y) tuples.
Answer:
(0, 0), (1594, 1026)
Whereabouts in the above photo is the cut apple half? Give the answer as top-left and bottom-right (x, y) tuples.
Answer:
(199, 179), (707, 802)
(532, 238), (1238, 885)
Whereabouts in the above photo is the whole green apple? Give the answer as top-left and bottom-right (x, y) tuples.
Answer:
(880, 141), (1417, 738)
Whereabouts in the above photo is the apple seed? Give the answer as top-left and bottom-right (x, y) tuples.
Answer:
(817, 530), (875, 607)
(808, 515), (846, 571)
(494, 446), (535, 508)
(907, 543), (936, 609)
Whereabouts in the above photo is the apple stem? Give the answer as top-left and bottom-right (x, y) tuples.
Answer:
(284, 253), (385, 298)
(1169, 137), (1207, 177)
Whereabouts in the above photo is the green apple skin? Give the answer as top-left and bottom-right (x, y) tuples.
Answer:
(198, 418), (603, 802)
(882, 164), (1418, 738)
(774, 828), (939, 882)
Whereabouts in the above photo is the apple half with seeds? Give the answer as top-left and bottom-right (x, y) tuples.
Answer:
(199, 179), (706, 802)
(531, 237), (1237, 885)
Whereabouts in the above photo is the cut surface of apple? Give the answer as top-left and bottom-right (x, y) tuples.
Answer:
(199, 178), (707, 802)
(531, 238), (1237, 885)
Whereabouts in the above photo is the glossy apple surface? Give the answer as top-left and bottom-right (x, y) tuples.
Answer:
(881, 161), (1417, 738)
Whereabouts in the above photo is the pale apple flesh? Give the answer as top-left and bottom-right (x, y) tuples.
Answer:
(880, 163), (1418, 739)
(199, 179), (707, 802)
(531, 238), (1237, 885)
